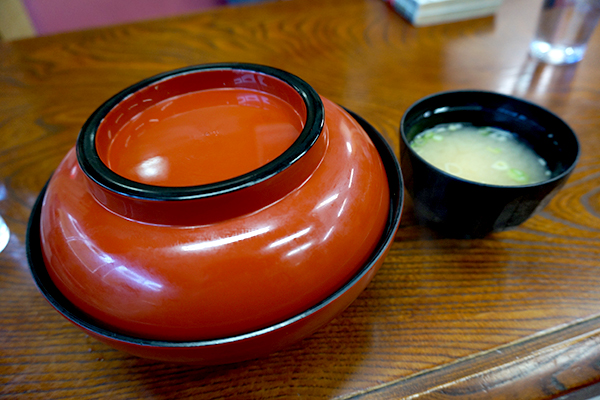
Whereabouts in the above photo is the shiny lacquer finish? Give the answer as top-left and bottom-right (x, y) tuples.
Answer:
(27, 109), (402, 364)
(38, 64), (391, 342)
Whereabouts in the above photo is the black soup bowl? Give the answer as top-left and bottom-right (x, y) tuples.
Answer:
(400, 90), (579, 238)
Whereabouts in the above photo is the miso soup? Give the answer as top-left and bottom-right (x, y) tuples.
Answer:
(410, 124), (551, 186)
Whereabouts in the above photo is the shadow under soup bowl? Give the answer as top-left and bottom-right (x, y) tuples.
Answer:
(400, 90), (579, 238)
(27, 63), (403, 364)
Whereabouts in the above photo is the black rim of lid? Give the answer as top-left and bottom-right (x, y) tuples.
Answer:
(76, 63), (324, 201)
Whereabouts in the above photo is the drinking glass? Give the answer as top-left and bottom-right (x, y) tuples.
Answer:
(530, 0), (600, 64)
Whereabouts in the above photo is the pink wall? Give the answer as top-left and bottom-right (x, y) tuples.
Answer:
(23, 0), (227, 36)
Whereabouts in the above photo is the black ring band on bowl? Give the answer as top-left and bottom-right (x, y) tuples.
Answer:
(76, 63), (324, 201)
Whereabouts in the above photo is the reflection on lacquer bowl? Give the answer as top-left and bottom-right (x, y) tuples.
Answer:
(26, 63), (403, 364)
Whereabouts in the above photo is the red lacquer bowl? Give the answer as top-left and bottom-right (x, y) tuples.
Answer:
(27, 63), (403, 364)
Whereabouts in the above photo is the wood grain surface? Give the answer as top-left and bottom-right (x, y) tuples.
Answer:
(2, 0), (600, 398)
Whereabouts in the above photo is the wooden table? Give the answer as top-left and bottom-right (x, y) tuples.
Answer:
(2, 0), (600, 398)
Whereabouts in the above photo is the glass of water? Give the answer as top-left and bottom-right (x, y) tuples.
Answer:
(530, 0), (600, 64)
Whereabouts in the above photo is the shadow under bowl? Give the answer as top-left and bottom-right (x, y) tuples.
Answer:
(400, 90), (579, 238)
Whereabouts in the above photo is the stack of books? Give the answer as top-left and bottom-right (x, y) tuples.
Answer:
(385, 0), (504, 26)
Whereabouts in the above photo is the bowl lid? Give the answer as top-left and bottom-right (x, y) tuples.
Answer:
(27, 109), (403, 349)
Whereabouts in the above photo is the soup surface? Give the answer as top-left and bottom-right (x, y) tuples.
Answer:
(410, 124), (551, 186)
